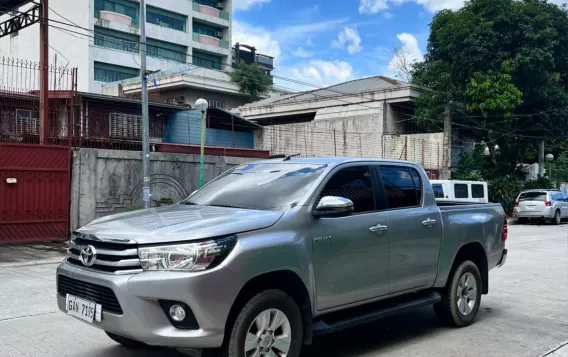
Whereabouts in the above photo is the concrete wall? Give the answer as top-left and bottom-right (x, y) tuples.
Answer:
(70, 148), (250, 230)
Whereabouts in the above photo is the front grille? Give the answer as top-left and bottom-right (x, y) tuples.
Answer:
(66, 233), (142, 274)
(57, 275), (123, 314)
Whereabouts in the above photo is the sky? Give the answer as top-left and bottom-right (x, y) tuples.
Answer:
(231, 0), (565, 91)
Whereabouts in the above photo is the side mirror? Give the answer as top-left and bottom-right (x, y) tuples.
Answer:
(313, 196), (354, 218)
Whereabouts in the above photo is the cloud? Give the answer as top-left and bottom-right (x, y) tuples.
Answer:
(359, 0), (389, 14)
(232, 21), (281, 63)
(280, 60), (355, 88)
(383, 12), (394, 19)
(331, 27), (363, 55)
(273, 18), (348, 44)
(233, 0), (271, 11)
(293, 47), (313, 58)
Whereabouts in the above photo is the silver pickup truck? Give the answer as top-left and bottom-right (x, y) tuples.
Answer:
(57, 158), (508, 357)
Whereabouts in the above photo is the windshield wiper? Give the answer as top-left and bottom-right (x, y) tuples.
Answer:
(208, 204), (238, 208)
(183, 201), (198, 205)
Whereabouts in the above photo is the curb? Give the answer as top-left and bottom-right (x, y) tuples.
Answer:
(0, 257), (64, 269)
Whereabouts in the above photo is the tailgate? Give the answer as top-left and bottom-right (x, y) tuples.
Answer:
(517, 200), (547, 213)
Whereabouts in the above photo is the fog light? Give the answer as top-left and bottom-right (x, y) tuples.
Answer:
(169, 305), (186, 322)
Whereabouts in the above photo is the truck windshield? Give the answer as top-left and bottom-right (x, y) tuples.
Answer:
(518, 192), (547, 201)
(184, 163), (327, 210)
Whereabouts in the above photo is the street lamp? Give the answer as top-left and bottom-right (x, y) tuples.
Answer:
(195, 98), (208, 188)
(546, 153), (555, 181)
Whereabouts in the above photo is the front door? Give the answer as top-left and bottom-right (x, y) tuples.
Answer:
(377, 165), (443, 293)
(311, 164), (390, 311)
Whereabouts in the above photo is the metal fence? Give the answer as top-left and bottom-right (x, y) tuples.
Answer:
(0, 57), (76, 146)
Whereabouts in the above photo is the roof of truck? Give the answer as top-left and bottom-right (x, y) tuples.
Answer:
(254, 157), (419, 166)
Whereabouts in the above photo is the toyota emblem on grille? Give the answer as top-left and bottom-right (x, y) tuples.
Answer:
(79, 245), (97, 267)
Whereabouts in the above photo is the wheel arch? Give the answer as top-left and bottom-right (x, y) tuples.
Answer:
(224, 270), (314, 346)
(451, 242), (489, 295)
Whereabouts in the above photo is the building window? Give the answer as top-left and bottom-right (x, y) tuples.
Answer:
(109, 113), (141, 139)
(208, 99), (225, 109)
(193, 23), (221, 37)
(94, 0), (140, 27)
(94, 27), (139, 53)
(147, 38), (186, 62)
(194, 0), (217, 7)
(147, 6), (186, 31)
(193, 50), (222, 70)
(14, 109), (39, 135)
(94, 62), (139, 83)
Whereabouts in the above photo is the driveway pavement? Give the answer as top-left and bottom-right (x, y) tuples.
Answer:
(0, 224), (566, 357)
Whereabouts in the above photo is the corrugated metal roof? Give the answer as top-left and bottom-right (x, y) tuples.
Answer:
(234, 76), (407, 111)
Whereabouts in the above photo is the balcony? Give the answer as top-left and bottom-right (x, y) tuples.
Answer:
(255, 54), (274, 69)
(193, 33), (230, 49)
(192, 2), (229, 20)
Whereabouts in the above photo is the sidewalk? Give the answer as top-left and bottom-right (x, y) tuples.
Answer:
(0, 241), (67, 268)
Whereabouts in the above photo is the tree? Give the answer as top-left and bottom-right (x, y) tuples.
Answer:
(230, 61), (272, 99)
(412, 0), (568, 176)
(389, 45), (414, 82)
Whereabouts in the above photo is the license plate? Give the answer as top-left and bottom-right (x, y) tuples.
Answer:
(65, 294), (102, 323)
(526, 205), (536, 209)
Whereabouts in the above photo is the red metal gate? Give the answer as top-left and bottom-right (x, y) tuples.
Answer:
(0, 143), (71, 243)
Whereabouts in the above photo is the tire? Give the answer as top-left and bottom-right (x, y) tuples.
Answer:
(434, 260), (482, 327)
(517, 217), (527, 224)
(552, 210), (561, 225)
(226, 289), (303, 357)
(105, 332), (147, 349)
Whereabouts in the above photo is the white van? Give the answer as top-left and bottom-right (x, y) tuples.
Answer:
(430, 180), (489, 203)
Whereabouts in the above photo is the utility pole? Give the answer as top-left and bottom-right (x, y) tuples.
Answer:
(39, 0), (49, 144)
(140, 0), (151, 209)
(442, 102), (452, 180)
(538, 140), (545, 178)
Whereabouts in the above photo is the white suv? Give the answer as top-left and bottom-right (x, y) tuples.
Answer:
(513, 190), (568, 224)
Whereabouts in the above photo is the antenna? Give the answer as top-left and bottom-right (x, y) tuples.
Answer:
(283, 154), (301, 161)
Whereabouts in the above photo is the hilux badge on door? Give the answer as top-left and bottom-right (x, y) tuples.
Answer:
(314, 236), (332, 242)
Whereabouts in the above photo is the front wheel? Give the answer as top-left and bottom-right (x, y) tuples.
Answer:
(552, 210), (561, 225)
(227, 289), (303, 357)
(434, 260), (482, 327)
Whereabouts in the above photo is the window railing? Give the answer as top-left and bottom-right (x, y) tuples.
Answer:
(94, 34), (139, 53)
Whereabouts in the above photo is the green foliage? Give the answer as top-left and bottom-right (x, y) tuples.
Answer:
(412, 0), (568, 171)
(550, 154), (568, 183)
(230, 61), (272, 99)
(465, 61), (523, 117)
(523, 177), (554, 190)
(453, 149), (486, 181)
(489, 177), (521, 215)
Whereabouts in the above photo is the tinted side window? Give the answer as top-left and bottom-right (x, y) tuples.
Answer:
(410, 169), (423, 204)
(551, 192), (562, 201)
(319, 166), (374, 213)
(454, 184), (469, 199)
(380, 166), (420, 209)
(471, 184), (485, 198)
(433, 184), (445, 198)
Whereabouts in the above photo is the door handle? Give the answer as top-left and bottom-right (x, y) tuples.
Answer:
(422, 218), (437, 227)
(369, 225), (388, 234)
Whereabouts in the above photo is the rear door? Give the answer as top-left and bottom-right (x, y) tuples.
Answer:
(377, 165), (443, 293)
(517, 191), (549, 213)
(561, 192), (568, 217)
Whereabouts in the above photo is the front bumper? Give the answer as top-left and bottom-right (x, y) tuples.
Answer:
(56, 261), (241, 348)
(513, 207), (553, 218)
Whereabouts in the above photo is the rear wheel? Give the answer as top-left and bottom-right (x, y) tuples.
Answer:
(105, 332), (147, 349)
(434, 260), (482, 327)
(553, 210), (561, 225)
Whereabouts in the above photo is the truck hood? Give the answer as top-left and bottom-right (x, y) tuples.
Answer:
(77, 204), (284, 244)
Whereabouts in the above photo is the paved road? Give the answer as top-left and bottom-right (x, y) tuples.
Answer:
(0, 224), (566, 357)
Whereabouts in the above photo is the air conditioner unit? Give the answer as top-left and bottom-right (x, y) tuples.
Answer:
(215, 31), (223, 38)
(216, 2), (224, 9)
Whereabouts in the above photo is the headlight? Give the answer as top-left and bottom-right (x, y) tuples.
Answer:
(138, 235), (237, 272)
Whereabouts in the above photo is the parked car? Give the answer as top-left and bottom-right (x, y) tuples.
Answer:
(513, 189), (568, 224)
(57, 158), (508, 357)
(431, 180), (489, 203)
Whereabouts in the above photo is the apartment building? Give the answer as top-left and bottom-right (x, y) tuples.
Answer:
(0, 0), (232, 93)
